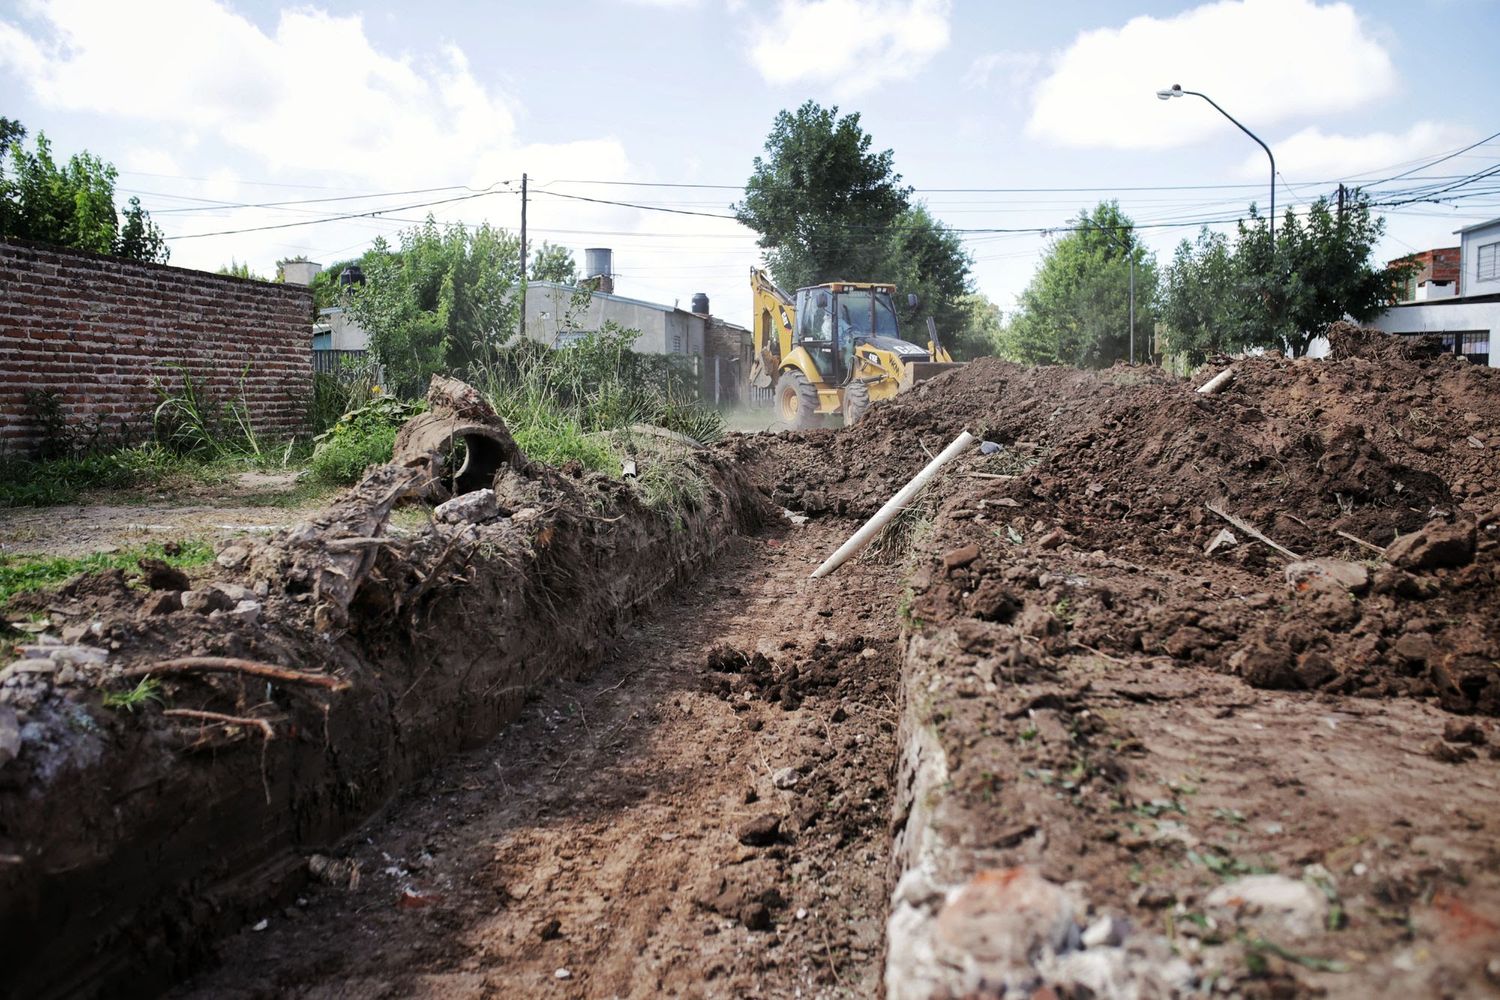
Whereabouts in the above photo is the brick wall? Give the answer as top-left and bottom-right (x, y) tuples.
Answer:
(0, 238), (313, 455)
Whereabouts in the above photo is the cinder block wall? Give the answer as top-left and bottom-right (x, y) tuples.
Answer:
(0, 238), (313, 455)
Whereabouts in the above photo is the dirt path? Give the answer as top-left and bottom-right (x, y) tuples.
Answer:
(172, 516), (901, 999)
(0, 474), (330, 558)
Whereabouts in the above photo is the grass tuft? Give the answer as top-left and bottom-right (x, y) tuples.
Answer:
(102, 677), (164, 713)
(0, 540), (214, 605)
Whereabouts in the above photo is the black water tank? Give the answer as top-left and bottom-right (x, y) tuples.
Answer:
(691, 292), (710, 314)
(339, 264), (365, 288)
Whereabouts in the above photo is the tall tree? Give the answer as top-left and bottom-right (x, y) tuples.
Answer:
(528, 241), (577, 283)
(999, 201), (1156, 367)
(0, 126), (168, 262)
(347, 216), (522, 396)
(1158, 227), (1240, 366)
(735, 101), (974, 351)
(735, 101), (911, 291)
(1160, 191), (1404, 360)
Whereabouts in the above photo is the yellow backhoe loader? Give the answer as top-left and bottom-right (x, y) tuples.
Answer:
(749, 267), (961, 428)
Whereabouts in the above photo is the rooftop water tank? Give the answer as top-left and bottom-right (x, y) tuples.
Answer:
(691, 292), (710, 315)
(584, 247), (613, 280)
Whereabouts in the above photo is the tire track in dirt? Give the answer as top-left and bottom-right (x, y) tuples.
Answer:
(173, 516), (901, 999)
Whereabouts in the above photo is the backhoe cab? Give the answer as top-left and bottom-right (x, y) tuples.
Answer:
(748, 267), (960, 429)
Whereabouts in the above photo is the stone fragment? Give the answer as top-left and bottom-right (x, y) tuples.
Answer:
(1385, 519), (1476, 572)
(772, 767), (801, 790)
(1284, 558), (1369, 595)
(736, 814), (783, 847)
(229, 600), (262, 627)
(1205, 874), (1329, 938)
(434, 488), (500, 525)
(942, 544), (981, 571)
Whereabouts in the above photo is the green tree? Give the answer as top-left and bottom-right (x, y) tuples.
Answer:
(1161, 192), (1404, 360)
(999, 201), (1156, 367)
(735, 101), (912, 291)
(347, 216), (522, 396)
(217, 258), (269, 281)
(0, 127), (168, 262)
(1159, 227), (1241, 366)
(735, 102), (974, 351)
(529, 241), (577, 283)
(945, 292), (1004, 360)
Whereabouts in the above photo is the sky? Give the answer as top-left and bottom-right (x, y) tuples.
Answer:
(2, 0), (1498, 331)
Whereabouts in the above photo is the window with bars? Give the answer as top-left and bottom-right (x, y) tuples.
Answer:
(1458, 331), (1490, 365)
(1478, 242), (1500, 283)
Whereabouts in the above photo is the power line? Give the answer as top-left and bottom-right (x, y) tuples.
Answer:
(162, 185), (513, 240)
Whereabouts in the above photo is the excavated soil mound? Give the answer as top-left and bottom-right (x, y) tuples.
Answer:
(735, 341), (1500, 713)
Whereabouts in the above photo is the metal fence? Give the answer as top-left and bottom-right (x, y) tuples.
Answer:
(312, 348), (368, 373)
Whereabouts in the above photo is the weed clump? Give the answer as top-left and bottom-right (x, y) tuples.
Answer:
(309, 396), (424, 486)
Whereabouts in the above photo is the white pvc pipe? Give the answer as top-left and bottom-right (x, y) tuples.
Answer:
(1197, 366), (1236, 395)
(810, 430), (979, 579)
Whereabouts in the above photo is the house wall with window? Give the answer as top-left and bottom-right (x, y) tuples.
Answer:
(1460, 219), (1500, 297)
(1369, 296), (1500, 367)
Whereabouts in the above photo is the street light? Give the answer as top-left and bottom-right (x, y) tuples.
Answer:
(1156, 83), (1275, 248)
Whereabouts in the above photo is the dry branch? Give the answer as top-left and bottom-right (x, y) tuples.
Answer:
(119, 657), (350, 691)
(1205, 503), (1302, 561)
(1335, 529), (1385, 555)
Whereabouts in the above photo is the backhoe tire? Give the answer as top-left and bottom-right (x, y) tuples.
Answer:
(776, 370), (820, 430)
(842, 379), (870, 426)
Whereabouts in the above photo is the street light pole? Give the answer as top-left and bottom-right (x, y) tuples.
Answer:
(1156, 84), (1275, 248)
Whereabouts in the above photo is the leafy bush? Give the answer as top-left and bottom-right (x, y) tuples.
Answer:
(310, 355), (385, 435)
(476, 324), (725, 447)
(308, 395), (423, 485)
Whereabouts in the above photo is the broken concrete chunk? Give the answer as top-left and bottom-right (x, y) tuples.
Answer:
(229, 600), (262, 627)
(434, 488), (500, 525)
(180, 589), (234, 615)
(1204, 527), (1238, 555)
(209, 582), (257, 604)
(1385, 519), (1476, 572)
(1284, 558), (1370, 595)
(1205, 874), (1329, 939)
(931, 868), (1079, 992)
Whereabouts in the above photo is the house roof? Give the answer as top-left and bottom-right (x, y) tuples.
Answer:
(528, 280), (699, 317)
(1454, 217), (1500, 236)
(1383, 291), (1500, 308)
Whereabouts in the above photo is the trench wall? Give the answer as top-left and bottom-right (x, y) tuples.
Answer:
(0, 458), (766, 1000)
(0, 238), (312, 454)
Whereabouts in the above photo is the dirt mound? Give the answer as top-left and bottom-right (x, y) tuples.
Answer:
(741, 335), (1500, 713)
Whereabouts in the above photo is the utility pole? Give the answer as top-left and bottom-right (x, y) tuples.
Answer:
(518, 173), (528, 343)
(1337, 183), (1346, 228)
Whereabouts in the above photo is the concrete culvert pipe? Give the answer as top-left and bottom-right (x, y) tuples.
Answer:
(390, 376), (527, 501)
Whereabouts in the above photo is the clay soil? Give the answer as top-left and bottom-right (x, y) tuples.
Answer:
(171, 517), (901, 999)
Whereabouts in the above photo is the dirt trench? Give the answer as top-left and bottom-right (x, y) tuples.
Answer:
(169, 516), (901, 999)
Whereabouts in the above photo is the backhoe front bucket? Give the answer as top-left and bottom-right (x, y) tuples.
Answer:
(900, 361), (965, 390)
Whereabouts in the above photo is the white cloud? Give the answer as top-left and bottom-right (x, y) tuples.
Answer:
(963, 50), (1043, 93)
(1026, 0), (1397, 150)
(747, 0), (951, 97)
(1247, 121), (1476, 182)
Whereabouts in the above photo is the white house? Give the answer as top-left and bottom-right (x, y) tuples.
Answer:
(1370, 217), (1500, 367)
